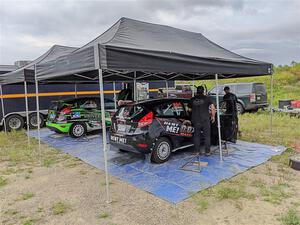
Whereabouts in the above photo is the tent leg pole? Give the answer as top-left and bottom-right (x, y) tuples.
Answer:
(134, 71), (137, 101)
(113, 82), (117, 110)
(215, 74), (223, 162)
(24, 81), (30, 145)
(192, 80), (195, 97)
(35, 76), (41, 162)
(98, 69), (111, 203)
(0, 85), (7, 134)
(270, 73), (273, 136)
(74, 83), (77, 98)
(165, 80), (169, 98)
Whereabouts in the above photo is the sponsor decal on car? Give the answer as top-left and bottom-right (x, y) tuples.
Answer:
(71, 112), (81, 118)
(161, 120), (194, 137)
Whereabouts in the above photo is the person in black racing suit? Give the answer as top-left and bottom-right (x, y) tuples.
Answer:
(223, 86), (238, 142)
(188, 86), (216, 156)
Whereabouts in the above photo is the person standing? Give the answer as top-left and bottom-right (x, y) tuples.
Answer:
(223, 86), (239, 141)
(223, 86), (238, 117)
(188, 86), (216, 156)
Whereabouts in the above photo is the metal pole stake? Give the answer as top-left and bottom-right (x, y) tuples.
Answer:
(215, 74), (223, 162)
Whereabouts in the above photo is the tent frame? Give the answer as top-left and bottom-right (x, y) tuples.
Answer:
(30, 45), (274, 205)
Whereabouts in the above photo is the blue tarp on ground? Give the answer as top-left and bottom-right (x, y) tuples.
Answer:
(29, 129), (285, 204)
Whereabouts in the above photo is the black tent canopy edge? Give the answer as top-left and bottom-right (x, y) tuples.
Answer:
(0, 45), (77, 85)
(35, 43), (272, 82)
(35, 17), (272, 82)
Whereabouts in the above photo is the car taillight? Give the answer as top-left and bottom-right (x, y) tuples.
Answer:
(61, 107), (71, 114)
(137, 143), (148, 148)
(250, 93), (256, 103)
(137, 111), (153, 128)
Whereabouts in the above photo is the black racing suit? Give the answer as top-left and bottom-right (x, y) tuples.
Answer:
(188, 94), (213, 153)
(223, 92), (238, 142)
(223, 92), (238, 117)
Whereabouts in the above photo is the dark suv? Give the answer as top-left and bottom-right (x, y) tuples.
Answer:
(109, 98), (235, 163)
(208, 82), (268, 114)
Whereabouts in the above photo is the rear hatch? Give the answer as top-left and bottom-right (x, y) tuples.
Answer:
(111, 104), (152, 135)
(253, 83), (267, 104)
(47, 101), (60, 122)
(47, 100), (73, 122)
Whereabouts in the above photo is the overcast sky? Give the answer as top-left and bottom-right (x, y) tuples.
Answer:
(0, 0), (299, 66)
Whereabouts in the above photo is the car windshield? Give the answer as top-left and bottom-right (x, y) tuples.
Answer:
(116, 105), (145, 120)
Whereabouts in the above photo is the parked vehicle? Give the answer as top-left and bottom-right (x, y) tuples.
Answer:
(109, 98), (235, 163)
(208, 82), (268, 114)
(46, 97), (115, 138)
(157, 84), (196, 98)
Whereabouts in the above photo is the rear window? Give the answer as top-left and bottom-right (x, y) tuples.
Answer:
(153, 101), (185, 117)
(254, 84), (266, 93)
(209, 86), (223, 94)
(49, 102), (59, 110)
(236, 84), (252, 94)
(115, 105), (145, 120)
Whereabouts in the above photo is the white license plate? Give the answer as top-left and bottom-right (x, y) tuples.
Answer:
(117, 124), (126, 132)
(110, 135), (127, 144)
(257, 96), (261, 100)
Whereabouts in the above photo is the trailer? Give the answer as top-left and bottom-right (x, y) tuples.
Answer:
(0, 81), (174, 131)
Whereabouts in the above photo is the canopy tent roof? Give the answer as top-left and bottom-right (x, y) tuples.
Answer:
(0, 45), (77, 85)
(36, 17), (272, 82)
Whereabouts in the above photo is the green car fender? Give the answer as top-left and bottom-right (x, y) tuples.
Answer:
(46, 122), (73, 133)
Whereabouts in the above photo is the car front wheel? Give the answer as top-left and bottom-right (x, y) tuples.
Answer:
(151, 137), (172, 163)
(69, 122), (86, 138)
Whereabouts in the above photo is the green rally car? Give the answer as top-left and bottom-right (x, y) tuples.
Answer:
(46, 97), (115, 138)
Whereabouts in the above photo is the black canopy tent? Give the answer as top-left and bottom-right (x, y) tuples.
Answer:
(33, 17), (273, 203)
(0, 45), (77, 144)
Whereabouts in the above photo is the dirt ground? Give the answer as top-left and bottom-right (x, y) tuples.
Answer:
(0, 145), (299, 225)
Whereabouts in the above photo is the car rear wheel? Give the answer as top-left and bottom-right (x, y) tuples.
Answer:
(69, 122), (86, 138)
(28, 113), (44, 129)
(5, 114), (24, 131)
(236, 103), (245, 114)
(151, 137), (172, 163)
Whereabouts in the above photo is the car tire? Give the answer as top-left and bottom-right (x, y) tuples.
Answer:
(151, 137), (172, 163)
(28, 113), (45, 129)
(69, 122), (87, 138)
(5, 114), (25, 131)
(236, 103), (245, 114)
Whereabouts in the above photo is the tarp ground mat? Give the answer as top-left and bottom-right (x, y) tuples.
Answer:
(29, 129), (285, 204)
